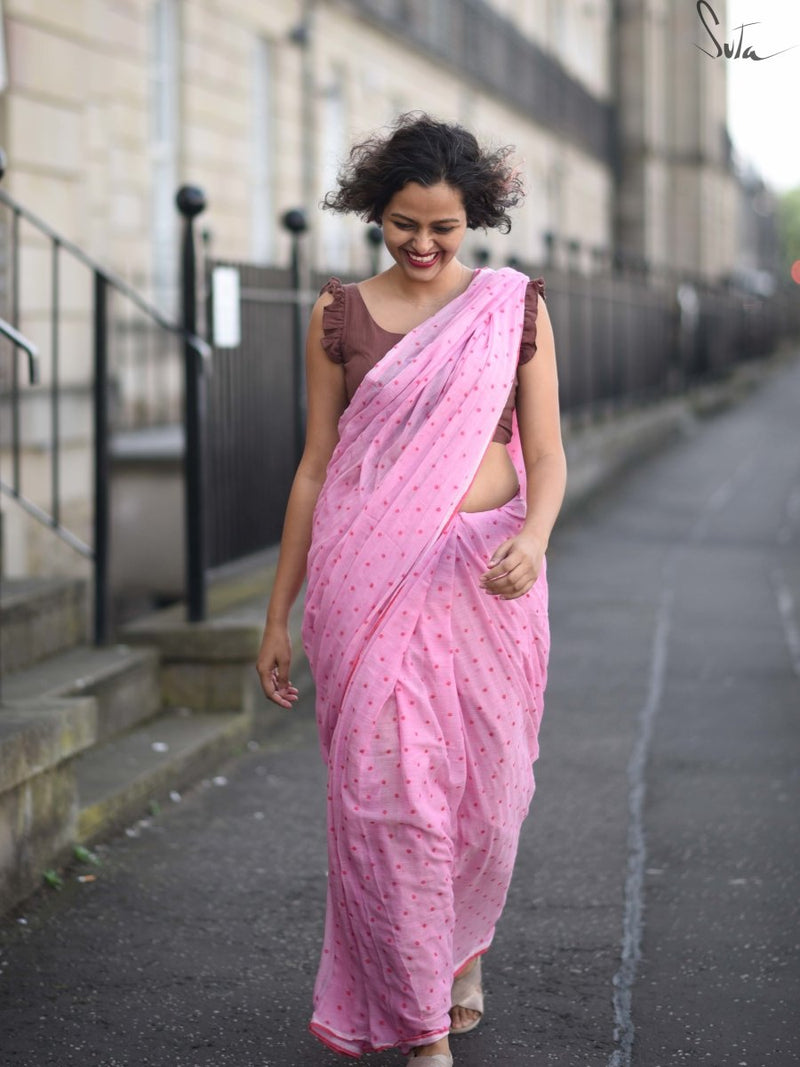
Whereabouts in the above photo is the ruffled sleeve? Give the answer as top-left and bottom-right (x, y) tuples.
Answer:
(519, 276), (546, 366)
(319, 277), (346, 364)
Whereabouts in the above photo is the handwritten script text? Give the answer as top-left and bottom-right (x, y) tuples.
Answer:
(695, 0), (797, 61)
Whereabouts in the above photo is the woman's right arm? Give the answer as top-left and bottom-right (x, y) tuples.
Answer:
(256, 291), (347, 707)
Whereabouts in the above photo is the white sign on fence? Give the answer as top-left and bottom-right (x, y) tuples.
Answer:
(212, 267), (241, 348)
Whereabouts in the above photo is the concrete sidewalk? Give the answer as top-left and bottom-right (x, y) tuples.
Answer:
(1, 351), (799, 1067)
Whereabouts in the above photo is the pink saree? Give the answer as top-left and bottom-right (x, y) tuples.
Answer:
(302, 267), (550, 1056)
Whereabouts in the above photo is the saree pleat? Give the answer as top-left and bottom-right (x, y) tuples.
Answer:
(302, 269), (551, 1056)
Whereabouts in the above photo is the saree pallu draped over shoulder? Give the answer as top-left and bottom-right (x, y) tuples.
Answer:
(302, 267), (551, 1057)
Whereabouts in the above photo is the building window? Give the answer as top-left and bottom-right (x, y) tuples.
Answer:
(547, 0), (567, 57)
(417, 0), (453, 55)
(319, 73), (348, 271)
(0, 3), (8, 94)
(252, 37), (276, 263)
(149, 0), (179, 314)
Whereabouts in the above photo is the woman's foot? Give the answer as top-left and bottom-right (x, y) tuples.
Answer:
(449, 956), (483, 1035)
(450, 1001), (481, 1032)
(408, 1036), (452, 1062)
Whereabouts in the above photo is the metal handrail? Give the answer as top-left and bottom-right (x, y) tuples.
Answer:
(0, 320), (58, 539)
(0, 325), (86, 552)
(0, 185), (210, 366)
(0, 317), (38, 384)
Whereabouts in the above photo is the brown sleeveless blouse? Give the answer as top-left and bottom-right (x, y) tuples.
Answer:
(320, 273), (545, 444)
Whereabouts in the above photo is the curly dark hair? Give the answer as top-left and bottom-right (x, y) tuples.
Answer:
(322, 113), (524, 234)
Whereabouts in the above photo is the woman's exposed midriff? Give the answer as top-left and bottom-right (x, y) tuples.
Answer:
(459, 441), (520, 512)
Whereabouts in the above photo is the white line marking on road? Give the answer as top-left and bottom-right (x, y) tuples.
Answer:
(607, 572), (675, 1067)
(608, 453), (757, 1067)
(690, 455), (754, 544)
(777, 485), (800, 546)
(772, 567), (800, 678)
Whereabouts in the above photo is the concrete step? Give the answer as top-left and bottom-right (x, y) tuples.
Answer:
(1, 577), (88, 675)
(0, 693), (98, 914)
(122, 582), (311, 715)
(75, 706), (252, 844)
(220, 593), (313, 712)
(0, 695), (96, 798)
(1, 644), (160, 743)
(1, 550), (289, 915)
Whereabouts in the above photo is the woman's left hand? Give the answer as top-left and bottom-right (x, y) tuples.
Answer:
(479, 533), (544, 600)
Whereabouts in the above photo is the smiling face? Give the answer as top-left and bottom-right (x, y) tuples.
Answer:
(381, 181), (468, 285)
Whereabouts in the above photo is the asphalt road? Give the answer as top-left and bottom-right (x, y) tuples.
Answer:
(1, 355), (799, 1067)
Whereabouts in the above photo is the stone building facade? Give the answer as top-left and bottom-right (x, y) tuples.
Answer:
(613, 0), (738, 280)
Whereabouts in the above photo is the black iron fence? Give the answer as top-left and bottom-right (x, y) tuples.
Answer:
(539, 267), (793, 416)
(203, 262), (308, 568)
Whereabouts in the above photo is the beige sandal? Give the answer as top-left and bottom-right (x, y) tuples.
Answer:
(406, 1055), (453, 1066)
(449, 956), (484, 1035)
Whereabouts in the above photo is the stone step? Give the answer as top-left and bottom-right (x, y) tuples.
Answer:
(120, 580), (311, 729)
(223, 594), (314, 713)
(75, 706), (252, 844)
(0, 694), (98, 914)
(1, 552), (288, 915)
(121, 585), (312, 716)
(0, 696), (96, 798)
(0, 577), (88, 676)
(1, 644), (160, 743)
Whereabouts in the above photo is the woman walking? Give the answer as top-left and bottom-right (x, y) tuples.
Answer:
(257, 113), (566, 1064)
